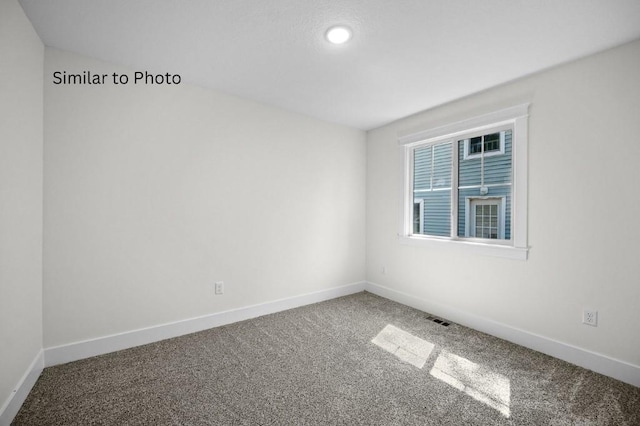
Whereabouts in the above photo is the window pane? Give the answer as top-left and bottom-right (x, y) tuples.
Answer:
(458, 129), (512, 240)
(413, 146), (432, 191)
(433, 143), (452, 188)
(484, 133), (500, 152)
(412, 142), (451, 237)
(469, 136), (482, 154)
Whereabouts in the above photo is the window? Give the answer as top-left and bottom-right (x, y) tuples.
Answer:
(399, 104), (529, 260)
(467, 197), (505, 239)
(413, 199), (424, 234)
(463, 131), (505, 159)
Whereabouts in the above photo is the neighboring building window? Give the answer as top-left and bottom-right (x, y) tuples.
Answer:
(467, 198), (505, 240)
(463, 131), (505, 159)
(413, 199), (424, 234)
(399, 104), (529, 259)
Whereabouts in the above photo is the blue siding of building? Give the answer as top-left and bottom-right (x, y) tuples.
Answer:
(413, 142), (451, 236)
(433, 143), (451, 189)
(421, 190), (451, 237)
(413, 145), (432, 191)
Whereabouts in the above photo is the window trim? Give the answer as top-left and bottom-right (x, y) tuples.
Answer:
(398, 104), (529, 260)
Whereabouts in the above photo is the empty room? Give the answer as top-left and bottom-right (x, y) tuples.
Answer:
(2, 0), (639, 424)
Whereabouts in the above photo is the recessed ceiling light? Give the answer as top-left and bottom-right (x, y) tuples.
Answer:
(325, 25), (352, 45)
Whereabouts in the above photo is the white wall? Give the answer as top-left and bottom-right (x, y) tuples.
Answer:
(366, 40), (640, 367)
(43, 48), (366, 348)
(0, 0), (44, 414)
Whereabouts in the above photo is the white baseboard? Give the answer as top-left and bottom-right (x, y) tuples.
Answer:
(0, 350), (44, 426)
(365, 281), (640, 388)
(38, 279), (639, 390)
(45, 281), (366, 367)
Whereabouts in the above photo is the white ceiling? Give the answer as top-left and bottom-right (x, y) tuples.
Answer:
(19, 0), (640, 130)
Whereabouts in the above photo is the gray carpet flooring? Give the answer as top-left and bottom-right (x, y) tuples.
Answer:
(13, 292), (640, 425)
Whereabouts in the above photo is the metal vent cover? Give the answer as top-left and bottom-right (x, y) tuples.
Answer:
(425, 315), (451, 327)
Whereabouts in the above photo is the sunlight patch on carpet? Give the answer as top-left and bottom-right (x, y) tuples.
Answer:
(430, 351), (511, 417)
(371, 324), (434, 369)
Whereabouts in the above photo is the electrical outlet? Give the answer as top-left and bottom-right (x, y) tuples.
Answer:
(215, 281), (224, 295)
(583, 309), (597, 327)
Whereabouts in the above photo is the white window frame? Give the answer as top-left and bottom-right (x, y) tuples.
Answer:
(398, 104), (529, 260)
(466, 197), (506, 240)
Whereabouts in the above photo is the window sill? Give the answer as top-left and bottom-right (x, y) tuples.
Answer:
(398, 235), (529, 260)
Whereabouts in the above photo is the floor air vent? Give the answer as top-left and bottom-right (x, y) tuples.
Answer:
(426, 315), (450, 327)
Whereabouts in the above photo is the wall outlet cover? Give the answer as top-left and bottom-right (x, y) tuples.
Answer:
(583, 309), (598, 327)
